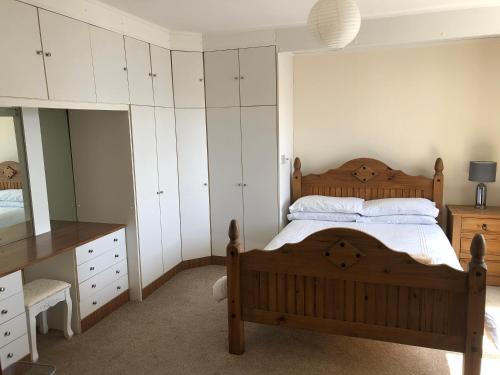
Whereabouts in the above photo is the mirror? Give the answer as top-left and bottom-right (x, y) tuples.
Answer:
(0, 108), (33, 246)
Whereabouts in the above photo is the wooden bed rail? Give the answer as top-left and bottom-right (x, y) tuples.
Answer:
(226, 220), (487, 375)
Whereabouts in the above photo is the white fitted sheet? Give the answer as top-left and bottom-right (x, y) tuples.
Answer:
(213, 220), (462, 303)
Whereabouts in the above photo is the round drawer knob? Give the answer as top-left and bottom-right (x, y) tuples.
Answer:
(1, 309), (8, 315)
(114, 254), (119, 258)
(92, 301), (97, 305)
(88, 249), (94, 254)
(114, 238), (118, 242)
(4, 331), (11, 337)
(116, 270), (120, 274)
(7, 353), (13, 359)
(482, 223), (488, 230)
(91, 284), (96, 288)
(90, 266), (95, 271)
(117, 286), (121, 290)
(0, 287), (5, 292)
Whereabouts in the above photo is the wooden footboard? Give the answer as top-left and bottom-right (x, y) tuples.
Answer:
(226, 220), (487, 375)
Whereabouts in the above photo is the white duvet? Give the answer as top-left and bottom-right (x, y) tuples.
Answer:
(213, 220), (461, 303)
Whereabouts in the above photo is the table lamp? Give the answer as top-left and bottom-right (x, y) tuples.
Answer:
(469, 161), (497, 209)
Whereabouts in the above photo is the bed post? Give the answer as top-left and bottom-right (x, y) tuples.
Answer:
(227, 220), (244, 354)
(433, 158), (444, 226)
(463, 234), (487, 375)
(292, 157), (302, 203)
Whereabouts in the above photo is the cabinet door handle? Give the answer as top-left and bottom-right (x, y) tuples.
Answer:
(36, 50), (43, 55)
(4, 331), (11, 337)
(198, 78), (204, 82)
(240, 76), (244, 80)
(482, 223), (488, 231)
(237, 183), (242, 187)
(115, 254), (119, 258)
(0, 287), (5, 292)
(1, 309), (8, 315)
(234, 76), (239, 80)
(88, 249), (94, 254)
(7, 353), (13, 359)
(203, 183), (208, 186)
(152, 73), (157, 77)
(90, 266), (95, 271)
(117, 286), (122, 290)
(114, 238), (118, 242)
(116, 270), (120, 274)
(91, 284), (96, 288)
(243, 183), (247, 187)
(45, 52), (51, 57)
(123, 67), (128, 71)
(92, 301), (97, 305)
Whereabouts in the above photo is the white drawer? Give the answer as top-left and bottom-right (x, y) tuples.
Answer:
(0, 272), (23, 302)
(78, 260), (128, 301)
(77, 244), (127, 283)
(75, 228), (126, 265)
(80, 275), (129, 318)
(0, 334), (29, 370)
(0, 313), (27, 349)
(0, 293), (24, 326)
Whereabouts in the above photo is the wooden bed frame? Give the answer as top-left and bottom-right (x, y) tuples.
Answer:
(226, 157), (487, 375)
(0, 161), (22, 190)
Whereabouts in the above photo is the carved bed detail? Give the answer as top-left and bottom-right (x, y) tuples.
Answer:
(0, 161), (22, 190)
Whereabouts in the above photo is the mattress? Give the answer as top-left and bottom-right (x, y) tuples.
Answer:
(213, 220), (461, 302)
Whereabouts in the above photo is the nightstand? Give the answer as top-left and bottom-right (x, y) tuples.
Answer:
(447, 205), (500, 286)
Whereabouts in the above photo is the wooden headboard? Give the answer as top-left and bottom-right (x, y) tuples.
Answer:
(0, 161), (23, 190)
(292, 157), (444, 222)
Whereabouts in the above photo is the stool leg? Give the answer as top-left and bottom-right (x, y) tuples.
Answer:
(63, 288), (73, 339)
(27, 310), (39, 362)
(39, 311), (49, 334)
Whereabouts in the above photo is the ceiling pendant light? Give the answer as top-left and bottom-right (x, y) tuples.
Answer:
(307, 0), (361, 49)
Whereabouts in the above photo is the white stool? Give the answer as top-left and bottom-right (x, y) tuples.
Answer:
(23, 279), (74, 362)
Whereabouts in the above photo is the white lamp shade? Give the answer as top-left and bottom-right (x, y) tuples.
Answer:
(308, 0), (361, 49)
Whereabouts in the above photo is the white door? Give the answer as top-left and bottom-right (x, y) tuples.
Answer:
(150, 46), (174, 108)
(206, 108), (244, 256)
(239, 46), (276, 107)
(38, 9), (96, 102)
(154, 107), (182, 272)
(89, 26), (129, 104)
(171, 51), (205, 108)
(130, 106), (164, 287)
(241, 106), (279, 250)
(175, 109), (211, 260)
(125, 37), (154, 106)
(0, 0), (47, 99)
(204, 50), (240, 108)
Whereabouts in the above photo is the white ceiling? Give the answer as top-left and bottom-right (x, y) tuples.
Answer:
(99, 0), (500, 33)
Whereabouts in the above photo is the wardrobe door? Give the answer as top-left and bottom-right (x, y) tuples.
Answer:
(154, 107), (182, 271)
(175, 109), (211, 260)
(150, 46), (174, 108)
(207, 108), (244, 256)
(241, 106), (279, 250)
(130, 106), (164, 287)
(204, 50), (240, 108)
(125, 37), (154, 106)
(0, 0), (47, 99)
(171, 51), (205, 108)
(38, 9), (96, 102)
(89, 26), (129, 104)
(239, 46), (276, 106)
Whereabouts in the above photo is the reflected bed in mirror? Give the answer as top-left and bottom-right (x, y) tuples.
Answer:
(0, 109), (33, 246)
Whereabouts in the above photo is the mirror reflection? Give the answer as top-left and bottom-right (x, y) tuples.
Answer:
(0, 108), (33, 245)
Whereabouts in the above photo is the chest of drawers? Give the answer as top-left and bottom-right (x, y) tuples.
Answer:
(0, 271), (29, 371)
(448, 205), (500, 285)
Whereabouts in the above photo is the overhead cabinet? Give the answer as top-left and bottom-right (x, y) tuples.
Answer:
(89, 26), (129, 104)
(150, 46), (174, 107)
(0, 0), (47, 99)
(171, 51), (205, 108)
(38, 9), (96, 102)
(204, 46), (277, 108)
(207, 106), (279, 255)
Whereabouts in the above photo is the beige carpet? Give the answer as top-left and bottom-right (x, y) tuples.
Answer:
(36, 266), (500, 375)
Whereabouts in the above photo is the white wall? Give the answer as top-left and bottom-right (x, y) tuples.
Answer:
(293, 37), (500, 207)
(0, 117), (19, 162)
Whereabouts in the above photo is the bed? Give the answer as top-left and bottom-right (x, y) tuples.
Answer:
(0, 161), (27, 228)
(224, 157), (487, 375)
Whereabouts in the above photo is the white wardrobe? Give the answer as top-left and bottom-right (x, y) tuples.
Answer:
(205, 46), (279, 255)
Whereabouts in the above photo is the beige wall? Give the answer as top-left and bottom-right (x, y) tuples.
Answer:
(0, 117), (19, 162)
(294, 38), (500, 207)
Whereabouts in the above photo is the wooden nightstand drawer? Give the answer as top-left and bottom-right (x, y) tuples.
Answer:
(461, 234), (500, 259)
(462, 217), (500, 233)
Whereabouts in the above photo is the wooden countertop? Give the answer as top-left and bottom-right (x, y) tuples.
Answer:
(0, 221), (126, 278)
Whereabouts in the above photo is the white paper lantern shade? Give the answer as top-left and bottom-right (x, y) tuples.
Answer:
(308, 0), (361, 49)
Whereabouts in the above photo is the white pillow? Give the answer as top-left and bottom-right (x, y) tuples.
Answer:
(0, 189), (23, 202)
(289, 196), (364, 214)
(288, 212), (360, 222)
(356, 215), (437, 225)
(361, 198), (439, 217)
(0, 201), (24, 208)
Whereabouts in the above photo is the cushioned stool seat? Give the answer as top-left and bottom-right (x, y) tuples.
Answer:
(23, 279), (73, 362)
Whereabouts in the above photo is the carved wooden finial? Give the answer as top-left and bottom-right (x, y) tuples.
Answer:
(470, 234), (487, 266)
(434, 158), (444, 174)
(228, 220), (240, 242)
(294, 157), (301, 173)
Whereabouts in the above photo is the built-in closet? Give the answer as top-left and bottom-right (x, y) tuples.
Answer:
(204, 46), (280, 255)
